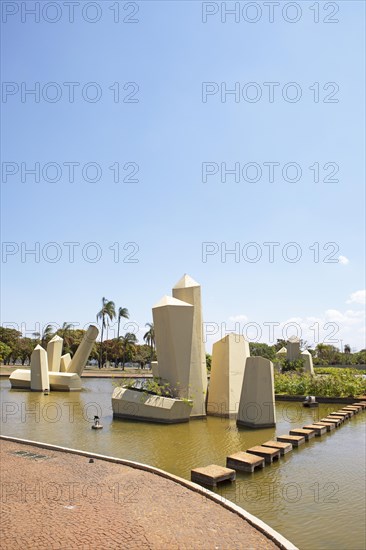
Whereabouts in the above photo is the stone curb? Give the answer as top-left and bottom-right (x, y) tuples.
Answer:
(0, 434), (298, 550)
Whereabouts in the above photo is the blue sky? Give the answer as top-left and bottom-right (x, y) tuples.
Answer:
(1, 1), (365, 351)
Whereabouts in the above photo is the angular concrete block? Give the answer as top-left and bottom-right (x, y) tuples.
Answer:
(276, 346), (287, 356)
(10, 369), (82, 391)
(301, 350), (314, 375)
(286, 336), (301, 361)
(30, 345), (49, 391)
(60, 353), (71, 372)
(237, 356), (276, 428)
(47, 335), (63, 372)
(207, 333), (250, 418)
(152, 295), (194, 399)
(67, 325), (99, 376)
(172, 274), (207, 417)
(112, 387), (192, 423)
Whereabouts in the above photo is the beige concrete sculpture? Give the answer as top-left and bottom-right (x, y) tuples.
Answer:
(30, 345), (49, 391)
(237, 356), (276, 428)
(276, 346), (287, 356)
(172, 274), (207, 417)
(152, 295), (194, 397)
(286, 336), (301, 361)
(60, 353), (71, 372)
(9, 324), (98, 391)
(301, 350), (314, 375)
(47, 335), (63, 372)
(207, 333), (250, 417)
(67, 325), (99, 376)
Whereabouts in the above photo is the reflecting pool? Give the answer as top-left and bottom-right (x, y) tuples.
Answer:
(1, 378), (365, 550)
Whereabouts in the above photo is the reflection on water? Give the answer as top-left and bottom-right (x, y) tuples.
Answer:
(1, 379), (365, 550)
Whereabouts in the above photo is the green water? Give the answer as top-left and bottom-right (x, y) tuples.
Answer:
(1, 378), (365, 550)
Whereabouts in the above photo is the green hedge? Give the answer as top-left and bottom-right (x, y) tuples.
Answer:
(275, 371), (366, 398)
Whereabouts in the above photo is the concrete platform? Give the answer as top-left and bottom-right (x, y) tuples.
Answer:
(303, 424), (327, 436)
(313, 421), (335, 432)
(226, 452), (265, 473)
(321, 417), (341, 427)
(289, 428), (315, 441)
(277, 435), (305, 447)
(246, 446), (281, 464)
(261, 441), (293, 456)
(191, 465), (236, 487)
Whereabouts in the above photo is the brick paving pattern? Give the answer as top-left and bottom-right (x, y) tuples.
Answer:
(0, 440), (279, 549)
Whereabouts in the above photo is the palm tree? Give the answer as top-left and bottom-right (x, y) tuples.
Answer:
(41, 324), (54, 347)
(117, 307), (129, 340)
(143, 322), (155, 362)
(96, 297), (116, 368)
(120, 332), (137, 370)
(57, 322), (73, 348)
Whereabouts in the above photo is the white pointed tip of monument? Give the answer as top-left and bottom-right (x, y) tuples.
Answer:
(34, 344), (45, 351)
(288, 335), (300, 343)
(153, 295), (193, 309)
(172, 274), (200, 289)
(49, 335), (63, 342)
(276, 347), (287, 354)
(301, 350), (311, 355)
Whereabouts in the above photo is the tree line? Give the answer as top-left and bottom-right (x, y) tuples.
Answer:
(0, 297), (156, 369)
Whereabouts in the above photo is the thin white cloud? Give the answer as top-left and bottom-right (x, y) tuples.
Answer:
(338, 255), (350, 265)
(346, 290), (366, 305)
(229, 314), (248, 322)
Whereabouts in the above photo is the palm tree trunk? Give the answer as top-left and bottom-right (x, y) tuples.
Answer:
(99, 319), (104, 369)
(117, 316), (120, 340)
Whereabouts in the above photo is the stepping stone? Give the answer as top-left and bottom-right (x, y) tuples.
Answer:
(321, 417), (341, 427)
(191, 464), (236, 487)
(289, 428), (316, 441)
(336, 410), (352, 418)
(351, 404), (364, 411)
(261, 440), (293, 455)
(277, 434), (305, 447)
(329, 412), (348, 421)
(246, 446), (281, 464)
(353, 402), (366, 409)
(313, 421), (335, 432)
(339, 408), (354, 417)
(342, 406), (360, 414)
(226, 452), (265, 473)
(303, 424), (327, 436)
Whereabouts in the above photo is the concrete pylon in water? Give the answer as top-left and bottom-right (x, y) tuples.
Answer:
(67, 325), (99, 376)
(207, 333), (250, 418)
(172, 274), (207, 417)
(47, 335), (63, 372)
(30, 345), (50, 391)
(237, 356), (276, 428)
(152, 295), (194, 403)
